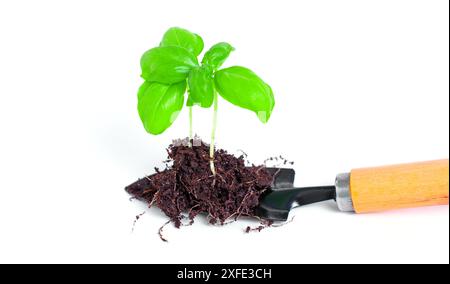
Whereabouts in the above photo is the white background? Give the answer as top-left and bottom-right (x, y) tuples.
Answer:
(0, 0), (448, 264)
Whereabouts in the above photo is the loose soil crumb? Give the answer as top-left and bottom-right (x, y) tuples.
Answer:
(264, 155), (295, 167)
(245, 216), (295, 234)
(125, 139), (274, 238)
(245, 220), (273, 233)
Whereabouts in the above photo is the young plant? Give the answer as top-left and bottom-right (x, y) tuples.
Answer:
(138, 27), (275, 174)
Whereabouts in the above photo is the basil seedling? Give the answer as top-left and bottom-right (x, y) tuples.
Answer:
(137, 27), (275, 174)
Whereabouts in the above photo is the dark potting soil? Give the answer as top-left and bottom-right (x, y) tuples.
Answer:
(125, 139), (274, 231)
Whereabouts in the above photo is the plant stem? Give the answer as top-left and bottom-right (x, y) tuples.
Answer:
(189, 106), (193, 146)
(210, 91), (218, 175)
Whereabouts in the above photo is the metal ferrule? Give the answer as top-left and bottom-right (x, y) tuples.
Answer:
(335, 172), (355, 212)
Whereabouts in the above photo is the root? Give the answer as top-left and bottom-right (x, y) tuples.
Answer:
(158, 220), (171, 242)
(271, 215), (295, 227)
(210, 159), (216, 176)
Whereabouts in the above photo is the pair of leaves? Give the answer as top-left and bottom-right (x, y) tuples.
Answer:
(187, 42), (274, 123)
(139, 27), (201, 134)
(186, 64), (275, 123)
(141, 27), (203, 84)
(186, 42), (235, 108)
(141, 27), (207, 85)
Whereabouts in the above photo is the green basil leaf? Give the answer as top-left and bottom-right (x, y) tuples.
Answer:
(186, 95), (195, 107)
(214, 66), (275, 123)
(201, 42), (234, 71)
(187, 66), (214, 108)
(160, 27), (204, 56)
(140, 46), (198, 84)
(137, 81), (186, 135)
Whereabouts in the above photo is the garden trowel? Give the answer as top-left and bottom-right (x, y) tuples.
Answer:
(261, 160), (449, 221)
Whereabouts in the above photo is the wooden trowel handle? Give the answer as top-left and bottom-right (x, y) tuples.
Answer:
(349, 159), (449, 213)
